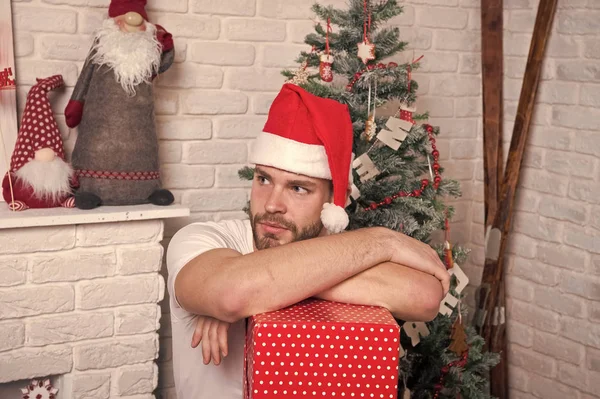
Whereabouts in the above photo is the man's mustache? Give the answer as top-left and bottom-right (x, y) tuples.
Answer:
(254, 213), (297, 233)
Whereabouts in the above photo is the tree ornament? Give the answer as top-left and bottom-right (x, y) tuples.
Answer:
(364, 114), (377, 141)
(363, 79), (378, 141)
(379, 116), (409, 150)
(444, 211), (454, 269)
(287, 46), (316, 86)
(319, 18), (334, 82)
(398, 102), (416, 131)
(357, 0), (375, 64)
(449, 318), (469, 356)
(319, 54), (334, 82)
(352, 153), (380, 182)
(287, 60), (310, 86)
(357, 40), (376, 64)
(406, 54), (424, 93)
(21, 379), (58, 399)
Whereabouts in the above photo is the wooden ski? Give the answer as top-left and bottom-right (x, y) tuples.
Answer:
(475, 0), (558, 397)
(480, 0), (504, 227)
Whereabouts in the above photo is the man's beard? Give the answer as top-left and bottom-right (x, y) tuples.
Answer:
(15, 157), (73, 202)
(249, 210), (324, 250)
(90, 18), (161, 96)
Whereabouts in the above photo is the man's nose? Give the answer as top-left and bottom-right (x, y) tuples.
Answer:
(265, 187), (286, 214)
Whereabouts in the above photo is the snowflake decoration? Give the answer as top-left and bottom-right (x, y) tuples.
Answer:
(286, 61), (310, 86)
(21, 379), (58, 399)
(357, 40), (376, 64)
(321, 65), (333, 81)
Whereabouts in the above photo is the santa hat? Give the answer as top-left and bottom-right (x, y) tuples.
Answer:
(109, 0), (149, 21)
(249, 84), (354, 234)
(10, 75), (66, 172)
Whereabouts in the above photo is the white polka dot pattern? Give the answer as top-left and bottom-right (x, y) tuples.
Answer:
(9, 75), (66, 172)
(244, 299), (401, 399)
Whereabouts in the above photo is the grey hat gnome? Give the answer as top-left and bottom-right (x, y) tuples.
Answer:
(64, 0), (175, 209)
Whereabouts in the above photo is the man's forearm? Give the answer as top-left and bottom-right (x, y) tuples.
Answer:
(177, 227), (392, 322)
(314, 262), (444, 321)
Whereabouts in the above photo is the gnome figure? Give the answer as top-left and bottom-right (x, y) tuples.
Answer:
(64, 0), (175, 209)
(2, 75), (75, 211)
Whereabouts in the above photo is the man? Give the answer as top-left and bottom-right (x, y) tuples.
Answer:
(64, 0), (174, 209)
(167, 84), (449, 399)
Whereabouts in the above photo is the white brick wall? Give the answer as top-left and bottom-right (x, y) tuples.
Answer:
(0, 220), (165, 398)
(461, 1), (600, 398)
(8, 0), (599, 398)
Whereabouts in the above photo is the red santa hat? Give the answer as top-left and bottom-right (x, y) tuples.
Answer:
(249, 83), (354, 234)
(109, 0), (149, 21)
(10, 75), (66, 173)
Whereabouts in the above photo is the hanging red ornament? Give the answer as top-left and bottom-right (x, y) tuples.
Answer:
(357, 0), (375, 64)
(399, 103), (416, 128)
(444, 209), (454, 270)
(389, 102), (416, 132)
(320, 54), (334, 82)
(320, 18), (334, 82)
(406, 54), (424, 93)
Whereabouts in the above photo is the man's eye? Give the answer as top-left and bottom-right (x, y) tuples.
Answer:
(257, 176), (270, 184)
(292, 186), (308, 194)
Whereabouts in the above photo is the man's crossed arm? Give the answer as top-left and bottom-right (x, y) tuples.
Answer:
(175, 227), (449, 365)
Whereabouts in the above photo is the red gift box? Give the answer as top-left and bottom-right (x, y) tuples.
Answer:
(244, 299), (401, 399)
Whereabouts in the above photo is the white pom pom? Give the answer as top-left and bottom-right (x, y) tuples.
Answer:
(321, 203), (349, 234)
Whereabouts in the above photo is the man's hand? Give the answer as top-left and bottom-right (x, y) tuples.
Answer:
(378, 228), (450, 295)
(191, 315), (230, 366)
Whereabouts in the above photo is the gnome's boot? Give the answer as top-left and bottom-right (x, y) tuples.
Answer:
(75, 191), (102, 210)
(148, 189), (174, 206)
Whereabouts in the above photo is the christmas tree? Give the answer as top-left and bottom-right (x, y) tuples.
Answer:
(241, 0), (499, 397)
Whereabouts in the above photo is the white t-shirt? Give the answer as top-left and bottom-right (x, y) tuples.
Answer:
(166, 219), (254, 399)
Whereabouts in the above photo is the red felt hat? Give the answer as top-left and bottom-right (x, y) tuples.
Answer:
(109, 0), (148, 21)
(10, 75), (66, 173)
(249, 84), (354, 233)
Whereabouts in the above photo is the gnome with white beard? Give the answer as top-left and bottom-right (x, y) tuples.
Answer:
(64, 0), (175, 209)
(2, 75), (75, 211)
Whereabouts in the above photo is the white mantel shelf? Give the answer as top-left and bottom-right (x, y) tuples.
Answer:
(0, 203), (190, 229)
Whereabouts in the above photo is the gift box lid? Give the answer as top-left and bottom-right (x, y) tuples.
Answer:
(252, 299), (398, 326)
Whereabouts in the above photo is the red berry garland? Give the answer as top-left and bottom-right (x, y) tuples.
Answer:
(346, 62), (398, 91)
(363, 124), (441, 211)
(433, 350), (469, 399)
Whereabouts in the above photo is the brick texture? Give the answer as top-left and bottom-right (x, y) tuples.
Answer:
(0, 217), (165, 394)
(472, 9), (600, 396)
(7, 1), (600, 398)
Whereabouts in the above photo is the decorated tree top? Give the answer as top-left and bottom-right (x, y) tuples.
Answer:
(279, 0), (462, 245)
(248, 1), (502, 398)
